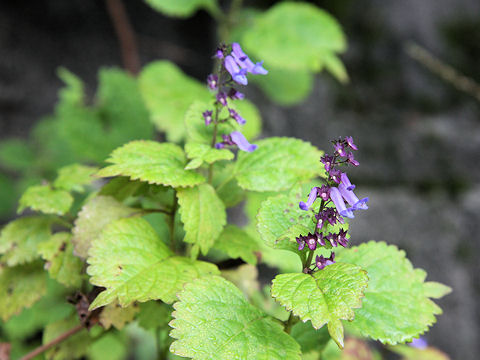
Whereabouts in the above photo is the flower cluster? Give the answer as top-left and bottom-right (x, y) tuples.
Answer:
(296, 136), (369, 272)
(203, 43), (267, 152)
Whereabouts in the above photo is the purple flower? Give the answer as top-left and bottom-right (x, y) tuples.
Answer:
(340, 173), (355, 191)
(228, 108), (246, 125)
(305, 233), (317, 251)
(347, 152), (360, 166)
(326, 233), (337, 247)
(318, 185), (330, 201)
(409, 337), (427, 349)
(316, 207), (338, 228)
(336, 229), (349, 247)
(228, 88), (245, 100)
(316, 252), (335, 270)
(207, 74), (218, 90)
(224, 55), (248, 85)
(334, 142), (347, 157)
(299, 187), (318, 211)
(330, 187), (354, 218)
(230, 131), (257, 152)
(296, 236), (305, 251)
(216, 92), (228, 107)
(345, 136), (358, 151)
(320, 154), (334, 172)
(203, 110), (213, 126)
(231, 43), (268, 75)
(215, 143), (225, 149)
(330, 169), (342, 184)
(338, 182), (369, 211)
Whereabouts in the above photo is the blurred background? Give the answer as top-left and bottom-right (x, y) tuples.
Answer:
(1, 0), (479, 358)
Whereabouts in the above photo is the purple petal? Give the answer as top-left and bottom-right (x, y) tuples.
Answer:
(330, 187), (354, 219)
(299, 187), (318, 211)
(224, 55), (248, 85)
(230, 131), (257, 152)
(345, 136), (358, 150)
(340, 173), (355, 191)
(409, 337), (428, 349)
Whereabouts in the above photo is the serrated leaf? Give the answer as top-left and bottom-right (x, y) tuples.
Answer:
(253, 67), (314, 106)
(72, 195), (141, 259)
(43, 316), (91, 360)
(422, 281), (452, 299)
(87, 217), (219, 309)
(38, 232), (84, 288)
(185, 143), (234, 169)
(214, 225), (259, 264)
(0, 263), (47, 321)
(54, 164), (99, 192)
(272, 264), (368, 348)
(144, 0), (218, 18)
(170, 275), (301, 359)
(337, 241), (448, 344)
(243, 2), (346, 71)
(0, 216), (52, 266)
(18, 185), (73, 216)
(99, 302), (140, 330)
(177, 183), (226, 255)
(98, 177), (146, 201)
(139, 61), (210, 142)
(96, 141), (205, 187)
(235, 137), (323, 191)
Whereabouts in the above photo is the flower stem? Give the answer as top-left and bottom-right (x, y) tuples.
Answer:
(283, 312), (298, 334)
(169, 191), (178, 252)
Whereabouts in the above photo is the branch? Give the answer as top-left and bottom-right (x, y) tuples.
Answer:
(19, 324), (84, 360)
(105, 0), (141, 75)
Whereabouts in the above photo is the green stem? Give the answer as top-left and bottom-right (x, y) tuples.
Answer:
(169, 191), (178, 252)
(304, 249), (315, 270)
(283, 312), (298, 334)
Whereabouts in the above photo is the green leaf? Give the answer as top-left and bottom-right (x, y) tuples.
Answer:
(99, 302), (140, 330)
(0, 174), (16, 217)
(139, 61), (210, 141)
(170, 275), (301, 359)
(422, 281), (452, 299)
(243, 2), (346, 71)
(0, 216), (52, 266)
(290, 321), (330, 354)
(272, 264), (368, 348)
(137, 301), (172, 330)
(212, 163), (245, 207)
(72, 195), (141, 259)
(0, 138), (35, 172)
(0, 263), (47, 321)
(38, 232), (84, 288)
(235, 137), (323, 191)
(389, 344), (450, 360)
(96, 141), (205, 187)
(177, 183), (226, 255)
(323, 52), (349, 83)
(144, 0), (218, 18)
(43, 316), (91, 360)
(253, 67), (314, 106)
(87, 217), (219, 309)
(88, 333), (128, 360)
(18, 185), (73, 216)
(184, 142), (234, 169)
(98, 177), (146, 201)
(337, 241), (448, 344)
(214, 225), (259, 264)
(54, 164), (99, 192)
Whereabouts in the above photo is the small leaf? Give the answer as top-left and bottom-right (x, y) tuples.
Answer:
(0, 216), (52, 266)
(170, 275), (301, 359)
(139, 61), (210, 141)
(38, 232), (84, 288)
(144, 0), (218, 18)
(99, 302), (140, 330)
(177, 183), (226, 255)
(0, 263), (47, 321)
(338, 241), (449, 344)
(72, 195), (141, 259)
(214, 225), (259, 264)
(54, 164), (99, 192)
(422, 281), (452, 299)
(185, 143), (234, 169)
(243, 2), (346, 71)
(235, 137), (323, 191)
(96, 141), (205, 187)
(18, 185), (73, 216)
(87, 217), (219, 309)
(272, 264), (368, 348)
